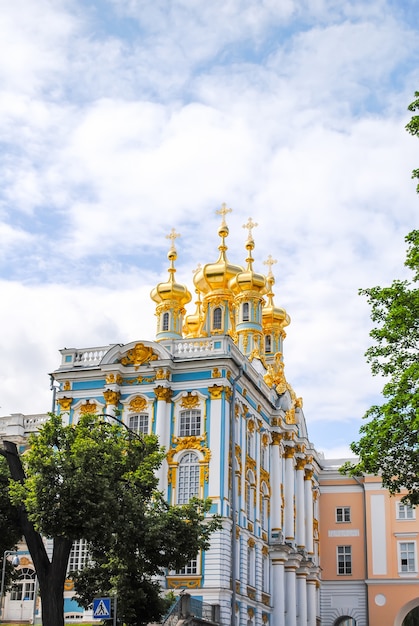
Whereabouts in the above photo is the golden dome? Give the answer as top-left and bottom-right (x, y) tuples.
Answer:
(193, 204), (243, 296)
(262, 256), (290, 329)
(229, 218), (267, 295)
(150, 229), (192, 308)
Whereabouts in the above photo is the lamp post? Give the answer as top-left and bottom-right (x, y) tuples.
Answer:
(0, 550), (20, 622)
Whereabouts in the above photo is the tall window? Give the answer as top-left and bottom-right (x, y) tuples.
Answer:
(242, 302), (250, 322)
(68, 539), (89, 572)
(162, 312), (169, 331)
(247, 546), (255, 586)
(179, 409), (201, 437)
(399, 541), (416, 573)
(10, 568), (35, 601)
(177, 452), (200, 504)
(265, 335), (272, 353)
(262, 554), (269, 592)
(213, 307), (222, 330)
(129, 413), (149, 434)
(337, 546), (352, 575)
(247, 429), (254, 458)
(397, 502), (415, 520)
(336, 506), (351, 523)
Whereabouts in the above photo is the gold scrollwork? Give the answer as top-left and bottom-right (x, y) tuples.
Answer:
(103, 389), (120, 406)
(57, 397), (72, 412)
(180, 393), (200, 409)
(154, 386), (173, 402)
(208, 384), (224, 400)
(129, 396), (147, 412)
(80, 401), (98, 415)
(120, 343), (158, 369)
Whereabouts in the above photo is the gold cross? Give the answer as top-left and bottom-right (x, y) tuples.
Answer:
(263, 254), (277, 276)
(166, 228), (181, 250)
(242, 217), (258, 240)
(216, 202), (232, 226)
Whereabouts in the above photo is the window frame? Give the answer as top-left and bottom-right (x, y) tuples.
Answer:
(177, 451), (200, 505)
(129, 413), (149, 435)
(398, 540), (417, 574)
(162, 311), (170, 332)
(397, 502), (415, 520)
(337, 545), (352, 575)
(179, 409), (201, 437)
(336, 506), (351, 523)
(213, 307), (222, 330)
(242, 302), (250, 322)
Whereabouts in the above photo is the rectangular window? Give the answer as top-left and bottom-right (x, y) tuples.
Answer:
(179, 410), (201, 437)
(68, 539), (89, 572)
(336, 506), (351, 523)
(399, 542), (416, 573)
(337, 545), (352, 575)
(176, 558), (198, 575)
(397, 502), (415, 520)
(129, 414), (149, 434)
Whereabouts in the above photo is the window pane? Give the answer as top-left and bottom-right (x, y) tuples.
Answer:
(213, 307), (222, 330)
(180, 410), (201, 437)
(177, 452), (200, 504)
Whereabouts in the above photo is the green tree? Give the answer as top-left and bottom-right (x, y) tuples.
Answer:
(342, 230), (419, 502)
(406, 90), (419, 192)
(343, 92), (419, 501)
(0, 456), (22, 599)
(1, 413), (220, 626)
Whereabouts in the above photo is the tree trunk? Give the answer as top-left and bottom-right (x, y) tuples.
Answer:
(2, 441), (72, 626)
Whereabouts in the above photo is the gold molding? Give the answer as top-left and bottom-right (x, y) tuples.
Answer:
(57, 397), (72, 412)
(120, 343), (158, 369)
(154, 386), (173, 402)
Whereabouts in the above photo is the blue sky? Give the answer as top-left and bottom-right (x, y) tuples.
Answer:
(0, 0), (418, 458)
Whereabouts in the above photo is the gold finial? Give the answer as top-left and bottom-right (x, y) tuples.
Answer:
(193, 263), (202, 275)
(166, 228), (181, 251)
(242, 217), (258, 241)
(216, 202), (232, 226)
(263, 255), (277, 277)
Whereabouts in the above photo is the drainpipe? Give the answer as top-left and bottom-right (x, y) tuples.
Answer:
(230, 367), (243, 626)
(353, 475), (369, 625)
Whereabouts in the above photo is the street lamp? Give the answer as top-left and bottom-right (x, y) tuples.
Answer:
(0, 550), (20, 621)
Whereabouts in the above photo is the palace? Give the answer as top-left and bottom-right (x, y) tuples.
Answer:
(2, 207), (419, 626)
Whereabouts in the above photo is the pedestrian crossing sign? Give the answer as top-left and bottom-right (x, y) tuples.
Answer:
(93, 597), (111, 619)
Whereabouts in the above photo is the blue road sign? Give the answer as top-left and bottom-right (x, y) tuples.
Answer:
(93, 597), (111, 619)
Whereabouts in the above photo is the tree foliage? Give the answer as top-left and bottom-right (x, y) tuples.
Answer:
(343, 92), (419, 501)
(0, 456), (21, 590)
(2, 413), (220, 626)
(343, 232), (419, 502)
(406, 90), (419, 192)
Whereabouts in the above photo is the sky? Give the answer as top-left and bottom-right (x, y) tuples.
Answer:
(0, 0), (418, 459)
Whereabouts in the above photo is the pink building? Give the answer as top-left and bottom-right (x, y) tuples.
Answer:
(319, 458), (419, 626)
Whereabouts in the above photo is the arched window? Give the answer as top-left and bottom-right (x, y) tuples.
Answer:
(162, 312), (170, 331)
(213, 307), (222, 330)
(177, 452), (200, 504)
(265, 334), (272, 353)
(246, 470), (255, 522)
(242, 302), (250, 322)
(129, 413), (149, 434)
(179, 409), (201, 437)
(261, 482), (269, 530)
(10, 568), (35, 601)
(262, 553), (269, 592)
(334, 618), (357, 626)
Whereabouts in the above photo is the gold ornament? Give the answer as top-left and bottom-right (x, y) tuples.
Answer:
(129, 396), (148, 412)
(120, 343), (158, 369)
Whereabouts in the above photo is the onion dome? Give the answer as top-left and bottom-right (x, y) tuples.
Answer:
(183, 268), (204, 338)
(229, 218), (267, 295)
(193, 204), (243, 295)
(262, 255), (290, 331)
(150, 229), (192, 308)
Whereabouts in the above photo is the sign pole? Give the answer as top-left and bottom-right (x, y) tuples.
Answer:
(113, 594), (117, 626)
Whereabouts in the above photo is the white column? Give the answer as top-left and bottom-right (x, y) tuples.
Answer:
(296, 572), (307, 626)
(284, 447), (295, 541)
(154, 386), (172, 490)
(304, 470), (314, 555)
(207, 385), (224, 502)
(271, 557), (286, 626)
(295, 458), (305, 549)
(285, 565), (297, 626)
(307, 579), (317, 626)
(270, 434), (283, 538)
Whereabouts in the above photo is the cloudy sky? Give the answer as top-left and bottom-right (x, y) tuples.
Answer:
(1, 0), (418, 458)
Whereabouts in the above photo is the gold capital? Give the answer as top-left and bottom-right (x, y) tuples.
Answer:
(103, 389), (120, 406)
(57, 396), (72, 412)
(208, 384), (224, 400)
(154, 386), (173, 402)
